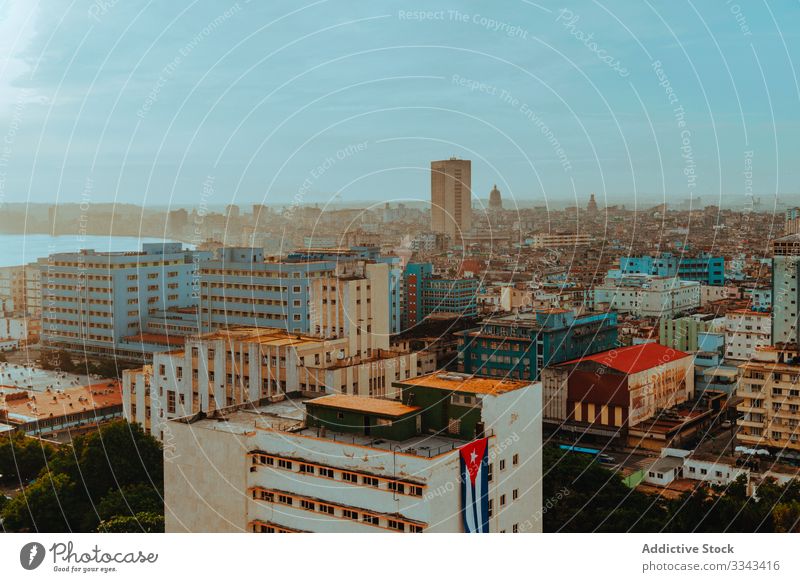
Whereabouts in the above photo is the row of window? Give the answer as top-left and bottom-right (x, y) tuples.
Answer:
(250, 488), (423, 532)
(250, 454), (424, 497)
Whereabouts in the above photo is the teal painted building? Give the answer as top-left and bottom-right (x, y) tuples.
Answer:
(457, 310), (618, 381)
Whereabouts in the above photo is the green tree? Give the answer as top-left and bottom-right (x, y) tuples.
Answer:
(1, 472), (80, 532)
(773, 500), (800, 533)
(542, 445), (667, 532)
(0, 431), (55, 485)
(96, 512), (164, 533)
(48, 420), (163, 501)
(96, 483), (164, 521)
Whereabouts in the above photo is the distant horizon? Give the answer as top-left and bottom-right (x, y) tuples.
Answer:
(0, 192), (797, 212)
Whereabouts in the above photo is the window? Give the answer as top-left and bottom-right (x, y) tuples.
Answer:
(512, 489), (519, 501)
(362, 514), (379, 525)
(512, 453), (519, 466)
(318, 504), (334, 515)
(512, 524), (519, 533)
(488, 499), (493, 518)
(278, 459), (292, 470)
(342, 472), (358, 483)
(256, 490), (274, 502)
(388, 482), (405, 494)
(362, 476), (379, 487)
(299, 463), (315, 475)
(343, 509), (359, 520)
(408, 485), (423, 497)
(488, 463), (493, 482)
(277, 494), (292, 505)
(500, 494), (506, 507)
(409, 525), (423, 533)
(319, 467), (334, 479)
(499, 459), (506, 471)
(387, 520), (404, 531)
(300, 499), (315, 511)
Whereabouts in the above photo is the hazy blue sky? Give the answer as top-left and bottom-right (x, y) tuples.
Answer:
(0, 0), (798, 210)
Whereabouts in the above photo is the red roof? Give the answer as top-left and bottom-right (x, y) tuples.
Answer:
(559, 343), (691, 375)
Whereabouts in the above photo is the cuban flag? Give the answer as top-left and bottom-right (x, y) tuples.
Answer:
(459, 437), (489, 533)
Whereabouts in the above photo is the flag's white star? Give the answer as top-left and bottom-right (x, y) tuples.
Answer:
(470, 450), (477, 464)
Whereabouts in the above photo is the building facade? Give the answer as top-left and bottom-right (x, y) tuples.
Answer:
(737, 345), (800, 460)
(123, 327), (434, 441)
(38, 243), (206, 361)
(621, 253), (724, 286)
(772, 234), (800, 347)
(458, 309), (618, 381)
(199, 247), (336, 333)
(593, 274), (700, 318)
(164, 372), (542, 533)
(431, 158), (472, 239)
(542, 343), (695, 436)
(723, 309), (772, 361)
(403, 263), (478, 328)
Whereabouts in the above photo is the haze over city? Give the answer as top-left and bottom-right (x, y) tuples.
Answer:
(0, 1), (798, 209)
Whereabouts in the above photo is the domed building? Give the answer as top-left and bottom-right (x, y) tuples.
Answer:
(489, 184), (502, 210)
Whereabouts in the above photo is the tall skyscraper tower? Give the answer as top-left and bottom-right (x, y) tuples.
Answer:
(772, 234), (800, 346)
(431, 158), (471, 238)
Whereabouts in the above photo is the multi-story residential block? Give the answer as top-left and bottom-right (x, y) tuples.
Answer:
(542, 343), (694, 437)
(772, 234), (800, 347)
(38, 243), (207, 361)
(737, 345), (800, 458)
(593, 274), (700, 317)
(658, 314), (724, 352)
(288, 246), (404, 336)
(457, 309), (618, 381)
(621, 252), (724, 286)
(122, 327), (434, 441)
(164, 372), (542, 533)
(723, 309), (772, 361)
(198, 247), (336, 333)
(403, 263), (478, 328)
(431, 158), (472, 239)
(528, 232), (593, 249)
(0, 264), (40, 315)
(310, 261), (389, 355)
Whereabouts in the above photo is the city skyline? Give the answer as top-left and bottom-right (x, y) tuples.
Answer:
(0, 2), (798, 208)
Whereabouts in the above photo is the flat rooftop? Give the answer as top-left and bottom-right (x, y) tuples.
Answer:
(1, 381), (121, 423)
(397, 371), (530, 395)
(0, 362), (98, 394)
(306, 394), (420, 418)
(194, 327), (328, 348)
(177, 396), (466, 458)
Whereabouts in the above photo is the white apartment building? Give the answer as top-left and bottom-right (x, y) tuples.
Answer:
(737, 345), (800, 457)
(310, 262), (389, 356)
(122, 327), (435, 441)
(593, 274), (700, 318)
(529, 232), (593, 249)
(724, 309), (772, 361)
(165, 372), (542, 533)
(772, 234), (800, 346)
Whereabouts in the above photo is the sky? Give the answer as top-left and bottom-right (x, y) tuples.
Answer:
(0, 0), (798, 211)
